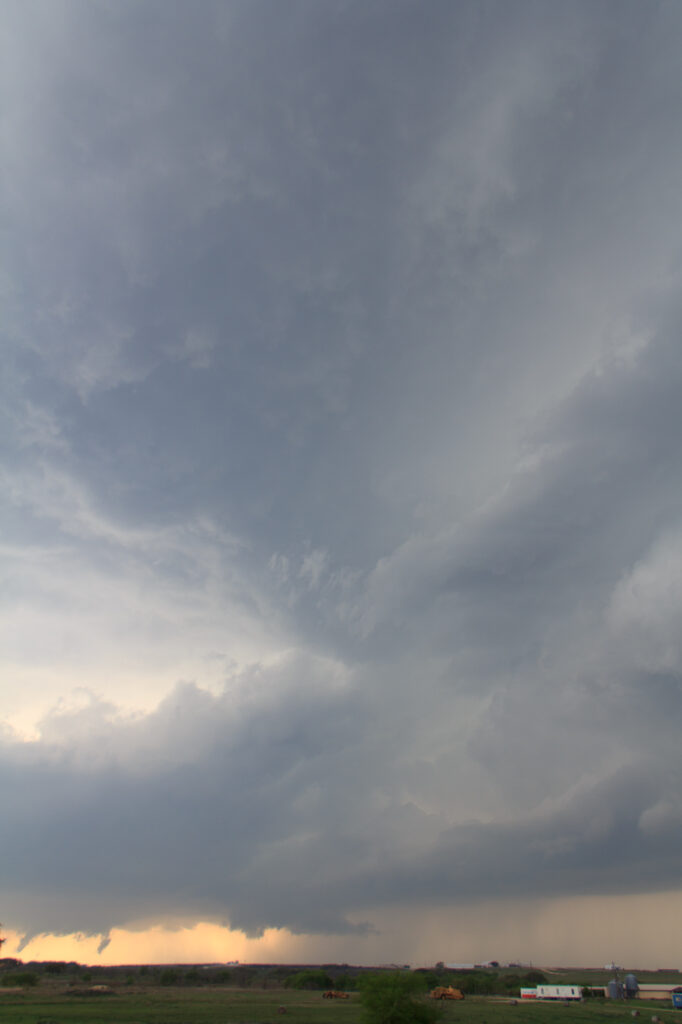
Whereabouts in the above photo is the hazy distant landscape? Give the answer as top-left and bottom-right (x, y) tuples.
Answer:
(3, 959), (682, 990)
(2, 959), (682, 1024)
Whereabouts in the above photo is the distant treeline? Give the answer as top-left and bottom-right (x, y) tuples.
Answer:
(414, 968), (547, 996)
(0, 958), (547, 995)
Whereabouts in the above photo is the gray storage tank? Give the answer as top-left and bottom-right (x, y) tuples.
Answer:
(608, 981), (624, 999)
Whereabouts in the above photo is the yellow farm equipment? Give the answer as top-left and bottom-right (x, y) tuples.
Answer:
(430, 986), (464, 1000)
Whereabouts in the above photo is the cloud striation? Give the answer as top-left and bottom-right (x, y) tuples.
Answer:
(2, 0), (682, 953)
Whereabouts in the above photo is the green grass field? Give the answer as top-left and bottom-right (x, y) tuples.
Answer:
(0, 985), (680, 1024)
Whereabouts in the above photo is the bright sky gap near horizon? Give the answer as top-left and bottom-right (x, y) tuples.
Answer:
(2, 0), (682, 967)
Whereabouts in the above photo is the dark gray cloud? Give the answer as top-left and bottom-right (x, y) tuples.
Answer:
(3, 0), (682, 947)
(1, 664), (680, 944)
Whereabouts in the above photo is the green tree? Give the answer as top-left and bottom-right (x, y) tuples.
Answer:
(359, 972), (440, 1024)
(285, 969), (333, 990)
(2, 971), (39, 988)
(415, 970), (439, 989)
(43, 962), (67, 975)
(523, 971), (546, 985)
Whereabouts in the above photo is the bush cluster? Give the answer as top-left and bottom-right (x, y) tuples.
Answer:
(415, 968), (546, 997)
(1, 971), (39, 988)
(284, 969), (333, 990)
(359, 971), (440, 1024)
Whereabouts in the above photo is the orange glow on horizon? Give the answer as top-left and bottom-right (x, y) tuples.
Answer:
(3, 891), (682, 968)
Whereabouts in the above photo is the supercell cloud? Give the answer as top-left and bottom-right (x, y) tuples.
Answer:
(2, 0), (682, 955)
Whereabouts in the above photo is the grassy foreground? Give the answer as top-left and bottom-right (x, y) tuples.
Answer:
(0, 986), (681, 1024)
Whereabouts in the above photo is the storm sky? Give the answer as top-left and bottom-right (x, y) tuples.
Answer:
(2, 0), (682, 965)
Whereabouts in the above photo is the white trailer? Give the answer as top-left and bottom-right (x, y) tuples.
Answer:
(535, 985), (582, 1001)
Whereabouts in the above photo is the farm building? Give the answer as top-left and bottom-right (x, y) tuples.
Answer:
(636, 985), (682, 1001)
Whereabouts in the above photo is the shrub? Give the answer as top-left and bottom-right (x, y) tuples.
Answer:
(456, 972), (496, 995)
(359, 972), (440, 1024)
(285, 969), (333, 990)
(2, 971), (39, 987)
